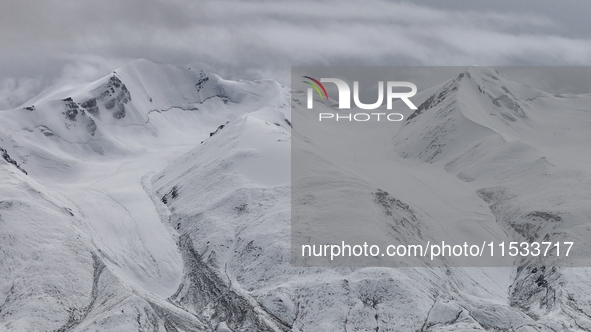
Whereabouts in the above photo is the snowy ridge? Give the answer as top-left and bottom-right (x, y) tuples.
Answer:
(1, 62), (591, 331)
(0, 60), (291, 331)
(395, 66), (591, 329)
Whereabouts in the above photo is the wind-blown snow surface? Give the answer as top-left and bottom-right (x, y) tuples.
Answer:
(1, 62), (591, 331)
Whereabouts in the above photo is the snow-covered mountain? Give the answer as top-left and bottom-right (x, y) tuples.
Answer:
(0, 59), (289, 331)
(1, 61), (591, 331)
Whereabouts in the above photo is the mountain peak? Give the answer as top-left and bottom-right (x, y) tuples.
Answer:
(407, 66), (530, 125)
(0, 59), (287, 174)
(463, 65), (501, 81)
(396, 67), (536, 163)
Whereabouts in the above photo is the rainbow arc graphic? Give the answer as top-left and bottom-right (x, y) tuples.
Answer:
(302, 76), (329, 99)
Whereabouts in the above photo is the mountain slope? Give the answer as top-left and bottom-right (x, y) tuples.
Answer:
(395, 66), (591, 329)
(1, 63), (591, 331)
(0, 59), (289, 331)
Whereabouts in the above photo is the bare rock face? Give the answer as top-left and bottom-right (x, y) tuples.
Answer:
(0, 146), (27, 174)
(101, 76), (131, 119)
(80, 98), (98, 116)
(63, 97), (80, 121)
(195, 71), (210, 92)
(76, 75), (132, 121)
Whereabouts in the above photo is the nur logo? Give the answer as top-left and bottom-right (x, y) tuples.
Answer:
(302, 76), (329, 101)
(303, 76), (418, 122)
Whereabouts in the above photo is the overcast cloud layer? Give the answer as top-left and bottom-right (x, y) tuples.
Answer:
(2, 0), (591, 109)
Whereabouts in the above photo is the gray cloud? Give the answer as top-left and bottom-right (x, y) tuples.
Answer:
(1, 0), (591, 108)
(0, 76), (46, 110)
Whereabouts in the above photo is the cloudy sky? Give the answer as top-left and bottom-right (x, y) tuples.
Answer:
(2, 0), (591, 109)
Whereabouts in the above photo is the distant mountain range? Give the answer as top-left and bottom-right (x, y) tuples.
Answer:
(1, 61), (590, 331)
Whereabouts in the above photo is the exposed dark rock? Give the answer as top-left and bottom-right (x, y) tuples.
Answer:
(373, 189), (422, 238)
(99, 76), (131, 119)
(63, 97), (80, 121)
(407, 77), (460, 122)
(113, 103), (126, 119)
(234, 203), (249, 214)
(525, 211), (562, 223)
(195, 72), (209, 92)
(209, 122), (228, 137)
(510, 265), (557, 314)
(492, 94), (526, 120)
(161, 186), (179, 205)
(81, 98), (99, 116)
(76, 75), (132, 131)
(535, 274), (547, 287)
(1, 147), (27, 175)
(508, 212), (561, 243)
(168, 235), (292, 331)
